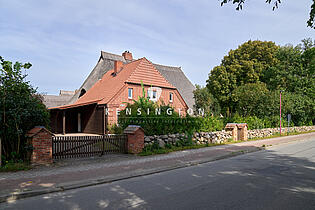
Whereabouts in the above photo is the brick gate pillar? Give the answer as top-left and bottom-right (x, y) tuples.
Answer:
(225, 123), (238, 141)
(26, 126), (54, 165)
(123, 125), (144, 154)
(237, 123), (248, 141)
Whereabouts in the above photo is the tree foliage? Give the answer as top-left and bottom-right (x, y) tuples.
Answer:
(206, 40), (279, 112)
(193, 85), (220, 116)
(0, 57), (49, 161)
(204, 38), (314, 126)
(220, 0), (315, 29)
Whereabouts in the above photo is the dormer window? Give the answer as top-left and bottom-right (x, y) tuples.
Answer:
(79, 89), (86, 98)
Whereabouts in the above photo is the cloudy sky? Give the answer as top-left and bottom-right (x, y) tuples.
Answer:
(0, 0), (313, 94)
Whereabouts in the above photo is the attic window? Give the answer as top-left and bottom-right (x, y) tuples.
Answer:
(79, 89), (86, 98)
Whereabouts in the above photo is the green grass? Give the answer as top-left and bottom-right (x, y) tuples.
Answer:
(139, 143), (223, 156)
(139, 130), (315, 156)
(0, 162), (31, 172)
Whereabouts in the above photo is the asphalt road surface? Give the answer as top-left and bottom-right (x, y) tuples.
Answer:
(1, 135), (315, 210)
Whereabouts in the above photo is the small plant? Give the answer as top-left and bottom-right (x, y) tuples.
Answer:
(108, 124), (123, 134)
(0, 160), (31, 172)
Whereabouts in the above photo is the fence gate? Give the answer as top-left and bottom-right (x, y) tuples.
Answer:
(52, 134), (128, 159)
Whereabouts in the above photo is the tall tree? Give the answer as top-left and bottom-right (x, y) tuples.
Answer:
(220, 0), (315, 29)
(193, 85), (220, 116)
(206, 40), (279, 113)
(0, 57), (49, 161)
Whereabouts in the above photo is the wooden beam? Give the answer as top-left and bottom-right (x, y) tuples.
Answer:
(62, 111), (66, 135)
(103, 105), (108, 134)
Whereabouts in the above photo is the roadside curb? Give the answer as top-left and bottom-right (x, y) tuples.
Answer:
(0, 146), (262, 203)
(1, 132), (314, 204)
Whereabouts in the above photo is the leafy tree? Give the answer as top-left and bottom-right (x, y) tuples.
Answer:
(262, 39), (315, 98)
(206, 40), (279, 113)
(282, 92), (314, 126)
(231, 82), (270, 118)
(193, 85), (220, 116)
(220, 0), (315, 29)
(0, 57), (49, 161)
(206, 38), (314, 127)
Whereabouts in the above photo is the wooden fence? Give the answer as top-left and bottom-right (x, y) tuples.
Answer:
(52, 134), (128, 159)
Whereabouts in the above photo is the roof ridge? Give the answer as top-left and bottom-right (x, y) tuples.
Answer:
(145, 58), (175, 88)
(153, 62), (181, 70)
(101, 51), (123, 57)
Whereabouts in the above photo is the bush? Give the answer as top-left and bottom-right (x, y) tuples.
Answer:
(194, 116), (224, 132)
(108, 124), (123, 134)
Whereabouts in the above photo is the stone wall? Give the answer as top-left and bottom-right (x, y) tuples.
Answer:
(144, 126), (315, 148)
(248, 126), (315, 139)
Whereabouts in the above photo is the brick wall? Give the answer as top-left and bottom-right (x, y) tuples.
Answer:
(108, 83), (187, 125)
(124, 125), (145, 154)
(27, 127), (53, 165)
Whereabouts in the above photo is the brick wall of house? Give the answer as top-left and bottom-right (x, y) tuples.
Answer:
(107, 83), (187, 125)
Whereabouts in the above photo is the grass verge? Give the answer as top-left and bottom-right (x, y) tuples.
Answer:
(0, 162), (31, 172)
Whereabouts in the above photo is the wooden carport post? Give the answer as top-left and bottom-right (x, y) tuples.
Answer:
(103, 105), (108, 135)
(62, 110), (66, 135)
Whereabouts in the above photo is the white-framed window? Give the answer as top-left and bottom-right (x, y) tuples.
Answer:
(147, 89), (157, 101)
(152, 90), (157, 100)
(128, 88), (133, 99)
(169, 92), (173, 103)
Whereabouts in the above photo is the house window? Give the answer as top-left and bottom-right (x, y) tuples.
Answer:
(169, 93), (173, 103)
(128, 88), (133, 99)
(152, 90), (157, 100)
(147, 90), (157, 101)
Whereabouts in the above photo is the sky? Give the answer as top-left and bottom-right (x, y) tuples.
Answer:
(0, 0), (314, 95)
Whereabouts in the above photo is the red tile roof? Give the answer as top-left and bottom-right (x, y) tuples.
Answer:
(51, 58), (176, 109)
(26, 126), (54, 137)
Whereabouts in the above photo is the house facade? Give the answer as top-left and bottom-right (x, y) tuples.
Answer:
(50, 51), (190, 134)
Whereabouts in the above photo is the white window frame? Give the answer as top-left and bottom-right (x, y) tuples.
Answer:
(147, 89), (157, 101)
(169, 92), (173, 103)
(152, 90), (157, 100)
(128, 88), (133, 99)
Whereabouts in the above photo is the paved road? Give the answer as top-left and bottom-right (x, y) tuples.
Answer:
(1, 136), (315, 210)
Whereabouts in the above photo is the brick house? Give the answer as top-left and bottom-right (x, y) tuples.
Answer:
(50, 51), (192, 134)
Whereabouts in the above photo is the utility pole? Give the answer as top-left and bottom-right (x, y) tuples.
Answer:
(280, 90), (284, 136)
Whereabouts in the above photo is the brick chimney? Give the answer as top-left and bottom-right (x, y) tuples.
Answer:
(122, 51), (133, 61)
(114, 60), (123, 74)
